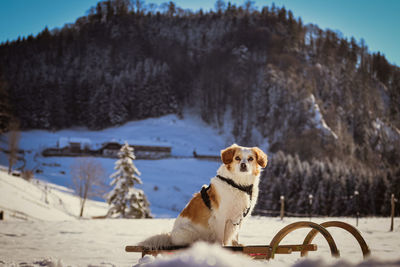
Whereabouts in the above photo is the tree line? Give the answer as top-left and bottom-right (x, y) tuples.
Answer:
(255, 151), (399, 217)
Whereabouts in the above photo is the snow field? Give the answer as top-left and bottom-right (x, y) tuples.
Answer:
(1, 217), (400, 266)
(1, 170), (400, 266)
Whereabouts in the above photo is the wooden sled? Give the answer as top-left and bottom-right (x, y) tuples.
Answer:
(125, 221), (371, 260)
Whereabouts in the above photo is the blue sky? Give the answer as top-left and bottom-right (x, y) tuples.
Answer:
(0, 0), (399, 66)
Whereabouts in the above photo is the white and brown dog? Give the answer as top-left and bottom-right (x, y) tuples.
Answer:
(139, 144), (268, 248)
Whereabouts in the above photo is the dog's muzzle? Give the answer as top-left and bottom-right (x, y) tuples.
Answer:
(240, 163), (247, 172)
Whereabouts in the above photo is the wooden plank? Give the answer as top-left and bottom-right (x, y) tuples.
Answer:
(275, 246), (293, 254)
(125, 245), (188, 252)
(126, 246), (147, 252)
(243, 246), (271, 259)
(278, 244), (317, 252)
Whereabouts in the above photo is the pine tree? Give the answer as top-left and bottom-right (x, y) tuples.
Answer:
(0, 76), (12, 133)
(107, 142), (151, 218)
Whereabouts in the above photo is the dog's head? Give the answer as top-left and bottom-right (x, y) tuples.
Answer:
(221, 144), (268, 176)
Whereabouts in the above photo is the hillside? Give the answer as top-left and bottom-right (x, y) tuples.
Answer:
(0, 167), (108, 220)
(0, 114), (227, 217)
(0, 0), (400, 217)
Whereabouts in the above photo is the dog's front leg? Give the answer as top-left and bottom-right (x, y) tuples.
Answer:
(213, 217), (226, 245)
(231, 225), (244, 246)
(223, 220), (239, 246)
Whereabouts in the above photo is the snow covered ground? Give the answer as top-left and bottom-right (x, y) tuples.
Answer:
(1, 214), (400, 266)
(0, 166), (108, 220)
(1, 169), (400, 267)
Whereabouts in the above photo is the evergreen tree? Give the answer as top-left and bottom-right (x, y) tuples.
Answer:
(107, 142), (151, 218)
(296, 161), (314, 215)
(313, 178), (328, 215)
(0, 76), (12, 133)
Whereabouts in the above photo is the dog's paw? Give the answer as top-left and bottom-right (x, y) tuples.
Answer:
(231, 240), (244, 247)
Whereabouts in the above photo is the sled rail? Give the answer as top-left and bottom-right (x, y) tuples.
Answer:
(126, 221), (370, 260)
(125, 244), (318, 259)
(301, 221), (371, 258)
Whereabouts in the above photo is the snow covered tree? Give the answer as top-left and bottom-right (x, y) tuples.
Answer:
(107, 142), (151, 218)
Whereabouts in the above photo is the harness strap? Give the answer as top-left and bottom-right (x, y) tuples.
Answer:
(216, 175), (253, 218)
(201, 184), (212, 210)
(216, 175), (253, 200)
(243, 207), (251, 218)
(201, 176), (254, 219)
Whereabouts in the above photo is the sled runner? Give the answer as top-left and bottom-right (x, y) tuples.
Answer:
(125, 221), (371, 260)
(126, 243), (318, 259)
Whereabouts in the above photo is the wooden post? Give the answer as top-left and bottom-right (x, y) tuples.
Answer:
(308, 194), (313, 221)
(0, 210), (3, 220)
(280, 196), (285, 220)
(354, 191), (359, 227)
(390, 194), (395, 232)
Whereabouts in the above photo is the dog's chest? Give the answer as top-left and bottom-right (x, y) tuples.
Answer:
(217, 183), (253, 219)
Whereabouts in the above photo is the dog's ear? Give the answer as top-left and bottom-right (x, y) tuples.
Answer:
(221, 144), (238, 164)
(252, 147), (268, 168)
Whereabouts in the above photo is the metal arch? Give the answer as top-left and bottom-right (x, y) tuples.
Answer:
(269, 221), (340, 259)
(301, 221), (371, 259)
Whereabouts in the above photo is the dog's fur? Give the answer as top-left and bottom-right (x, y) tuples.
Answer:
(138, 144), (268, 248)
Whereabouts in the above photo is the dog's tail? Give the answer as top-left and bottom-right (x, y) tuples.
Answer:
(138, 233), (173, 249)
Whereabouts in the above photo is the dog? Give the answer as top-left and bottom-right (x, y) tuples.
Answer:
(138, 144), (268, 248)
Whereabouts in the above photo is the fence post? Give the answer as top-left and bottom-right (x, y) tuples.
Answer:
(280, 195), (285, 220)
(308, 194), (313, 221)
(0, 210), (3, 220)
(354, 191), (359, 227)
(390, 194), (396, 232)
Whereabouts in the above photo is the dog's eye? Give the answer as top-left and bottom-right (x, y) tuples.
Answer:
(235, 156), (241, 161)
(248, 157), (254, 162)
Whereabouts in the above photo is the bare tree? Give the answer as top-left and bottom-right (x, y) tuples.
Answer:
(132, 0), (145, 13)
(243, 0), (256, 13)
(147, 3), (157, 14)
(214, 0), (226, 13)
(71, 158), (106, 217)
(7, 121), (20, 174)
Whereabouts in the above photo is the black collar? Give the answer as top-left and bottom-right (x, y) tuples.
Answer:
(216, 175), (253, 199)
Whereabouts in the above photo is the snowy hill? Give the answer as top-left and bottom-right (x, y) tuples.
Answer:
(0, 167), (108, 220)
(0, 113), (235, 218)
(4, 113), (231, 157)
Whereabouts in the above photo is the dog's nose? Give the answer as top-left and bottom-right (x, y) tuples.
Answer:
(240, 163), (247, 169)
